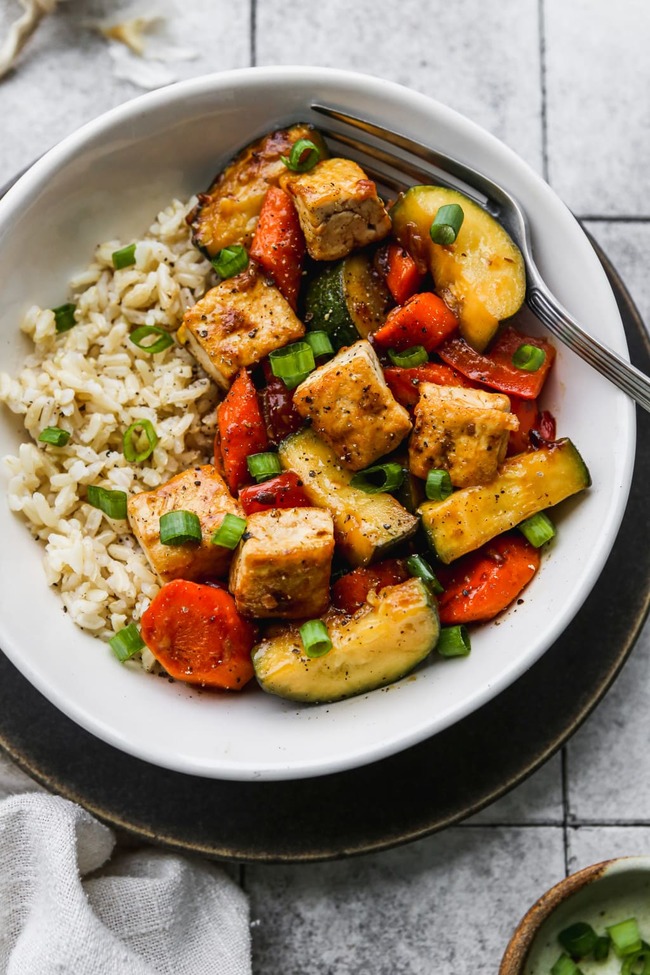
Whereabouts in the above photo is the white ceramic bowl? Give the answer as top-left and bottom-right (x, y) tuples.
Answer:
(0, 67), (635, 780)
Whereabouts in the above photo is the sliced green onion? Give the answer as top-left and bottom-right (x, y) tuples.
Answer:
(430, 203), (465, 245)
(52, 302), (77, 333)
(593, 936), (610, 962)
(109, 623), (144, 662)
(211, 513), (247, 550)
(350, 463), (404, 495)
(129, 325), (174, 354)
(608, 918), (643, 958)
(112, 243), (137, 269)
(437, 625), (471, 658)
(305, 330), (334, 358)
(622, 950), (650, 975)
(87, 485), (128, 520)
(558, 922), (598, 959)
(426, 468), (453, 501)
(122, 419), (158, 463)
(269, 341), (315, 389)
(512, 343), (546, 372)
(299, 619), (332, 658)
(246, 452), (282, 483)
(406, 554), (444, 595)
(211, 244), (249, 279)
(281, 139), (321, 173)
(519, 511), (556, 548)
(38, 426), (71, 447)
(550, 954), (581, 975)
(159, 510), (202, 545)
(387, 345), (428, 368)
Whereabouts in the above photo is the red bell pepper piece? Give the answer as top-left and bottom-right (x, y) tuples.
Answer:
(372, 292), (459, 354)
(507, 397), (539, 456)
(260, 360), (304, 445)
(140, 579), (256, 690)
(436, 533), (541, 625)
(384, 363), (476, 408)
(331, 560), (409, 616)
(239, 471), (312, 515)
(249, 186), (305, 308)
(534, 409), (557, 443)
(438, 327), (556, 400)
(217, 368), (269, 495)
(383, 243), (425, 305)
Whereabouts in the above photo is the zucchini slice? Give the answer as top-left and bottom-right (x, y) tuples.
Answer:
(252, 578), (440, 703)
(187, 124), (327, 257)
(419, 439), (591, 563)
(278, 427), (418, 566)
(390, 185), (526, 351)
(304, 251), (392, 348)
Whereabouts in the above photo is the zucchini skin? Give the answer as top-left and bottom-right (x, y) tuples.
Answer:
(252, 577), (440, 703)
(419, 439), (591, 563)
(278, 427), (418, 566)
(304, 252), (391, 348)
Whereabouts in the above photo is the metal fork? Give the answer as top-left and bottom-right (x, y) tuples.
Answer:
(312, 104), (650, 414)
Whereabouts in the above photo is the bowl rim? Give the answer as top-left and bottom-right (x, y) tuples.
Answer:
(0, 65), (637, 780)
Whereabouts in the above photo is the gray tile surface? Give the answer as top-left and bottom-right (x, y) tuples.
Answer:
(1, 1), (649, 973)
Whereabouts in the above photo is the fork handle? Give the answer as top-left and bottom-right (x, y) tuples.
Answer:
(527, 287), (650, 414)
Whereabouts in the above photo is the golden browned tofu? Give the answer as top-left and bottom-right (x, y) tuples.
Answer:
(183, 267), (305, 390)
(280, 158), (391, 261)
(127, 465), (244, 583)
(187, 124), (324, 256)
(409, 384), (519, 488)
(293, 340), (412, 471)
(229, 508), (334, 619)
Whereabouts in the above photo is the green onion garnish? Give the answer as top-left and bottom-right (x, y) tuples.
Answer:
(550, 954), (581, 975)
(281, 139), (321, 173)
(269, 341), (316, 389)
(87, 485), (128, 520)
(52, 303), (77, 333)
(246, 452), (282, 483)
(558, 922), (598, 959)
(429, 203), (465, 245)
(38, 426), (71, 447)
(129, 325), (174, 354)
(305, 330), (334, 358)
(211, 513), (247, 550)
(512, 343), (546, 372)
(437, 625), (471, 658)
(211, 244), (249, 279)
(519, 511), (556, 548)
(299, 619), (332, 658)
(112, 243), (137, 269)
(159, 510), (202, 545)
(608, 918), (643, 958)
(622, 950), (650, 975)
(406, 554), (444, 595)
(122, 419), (158, 463)
(109, 623), (145, 662)
(350, 463), (404, 495)
(593, 936), (610, 962)
(425, 468), (453, 501)
(387, 345), (428, 368)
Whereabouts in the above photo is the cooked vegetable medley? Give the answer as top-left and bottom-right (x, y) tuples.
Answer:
(9, 122), (592, 703)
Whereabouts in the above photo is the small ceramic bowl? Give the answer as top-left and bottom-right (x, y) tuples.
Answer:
(500, 856), (650, 974)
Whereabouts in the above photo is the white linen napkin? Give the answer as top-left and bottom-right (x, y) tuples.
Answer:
(0, 751), (252, 975)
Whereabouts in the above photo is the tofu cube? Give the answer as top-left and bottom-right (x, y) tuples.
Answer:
(229, 507), (334, 619)
(293, 340), (412, 471)
(280, 157), (391, 261)
(409, 384), (519, 488)
(183, 267), (304, 390)
(127, 465), (244, 583)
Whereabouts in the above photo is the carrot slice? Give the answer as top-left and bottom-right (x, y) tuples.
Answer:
(384, 243), (425, 305)
(436, 534), (541, 625)
(218, 368), (269, 494)
(373, 292), (459, 353)
(331, 560), (409, 616)
(250, 186), (306, 308)
(141, 580), (256, 690)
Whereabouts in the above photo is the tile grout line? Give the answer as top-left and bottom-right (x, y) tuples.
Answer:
(561, 746), (570, 875)
(250, 0), (257, 67)
(538, 0), (549, 183)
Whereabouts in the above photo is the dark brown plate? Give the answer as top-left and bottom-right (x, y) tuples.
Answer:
(0, 234), (648, 864)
